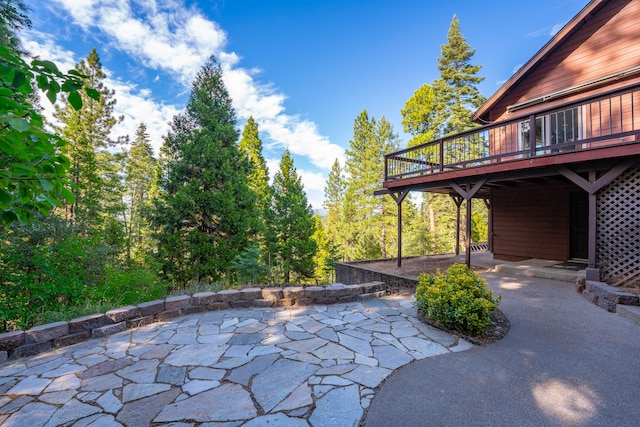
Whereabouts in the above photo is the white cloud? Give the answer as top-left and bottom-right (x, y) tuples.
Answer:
(51, 0), (344, 172)
(107, 79), (180, 152)
(21, 31), (179, 155)
(550, 23), (564, 36)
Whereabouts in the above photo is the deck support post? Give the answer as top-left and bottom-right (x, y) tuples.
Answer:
(557, 160), (634, 281)
(587, 180), (598, 280)
(451, 195), (464, 255)
(483, 197), (492, 252)
(390, 190), (410, 268)
(450, 178), (487, 268)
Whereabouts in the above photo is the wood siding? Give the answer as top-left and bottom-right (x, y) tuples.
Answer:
(491, 182), (573, 261)
(491, 0), (640, 122)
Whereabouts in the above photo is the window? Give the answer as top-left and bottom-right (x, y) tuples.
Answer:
(518, 106), (583, 155)
(518, 116), (544, 153)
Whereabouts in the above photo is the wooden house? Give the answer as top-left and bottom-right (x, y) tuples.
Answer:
(380, 0), (640, 286)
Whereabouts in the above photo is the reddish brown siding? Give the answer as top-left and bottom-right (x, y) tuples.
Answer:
(492, 182), (573, 261)
(491, 0), (640, 122)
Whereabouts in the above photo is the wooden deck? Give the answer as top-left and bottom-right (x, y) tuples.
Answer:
(384, 85), (640, 190)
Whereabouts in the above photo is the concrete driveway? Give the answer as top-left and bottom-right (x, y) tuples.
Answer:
(364, 271), (640, 426)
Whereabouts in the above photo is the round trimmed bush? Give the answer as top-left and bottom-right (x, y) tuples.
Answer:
(416, 264), (501, 336)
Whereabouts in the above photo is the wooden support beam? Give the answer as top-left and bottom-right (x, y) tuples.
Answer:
(449, 178), (487, 268)
(483, 197), (492, 252)
(556, 159), (635, 194)
(556, 160), (635, 278)
(389, 190), (410, 268)
(451, 195), (464, 256)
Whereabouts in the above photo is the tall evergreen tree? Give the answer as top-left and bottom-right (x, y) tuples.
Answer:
(323, 159), (345, 246)
(269, 150), (316, 284)
(399, 16), (488, 255)
(238, 116), (271, 248)
(341, 110), (401, 260)
(54, 48), (120, 231)
(433, 15), (485, 135)
(154, 56), (256, 285)
(124, 122), (156, 263)
(324, 159), (345, 213)
(311, 214), (331, 284)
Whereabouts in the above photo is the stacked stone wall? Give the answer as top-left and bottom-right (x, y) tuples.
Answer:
(0, 282), (387, 362)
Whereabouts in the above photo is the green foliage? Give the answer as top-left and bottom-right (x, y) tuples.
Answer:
(401, 83), (442, 147)
(434, 15), (486, 135)
(0, 217), (108, 331)
(124, 122), (156, 263)
(0, 43), (99, 227)
(239, 116), (270, 209)
(231, 244), (270, 285)
(54, 48), (120, 232)
(268, 149), (317, 284)
(154, 56), (257, 286)
(337, 110), (405, 261)
(416, 264), (501, 336)
(87, 267), (166, 306)
(0, 215), (169, 332)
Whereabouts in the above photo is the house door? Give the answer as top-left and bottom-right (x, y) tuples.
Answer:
(570, 191), (588, 260)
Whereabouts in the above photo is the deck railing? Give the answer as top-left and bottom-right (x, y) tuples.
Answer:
(385, 86), (640, 182)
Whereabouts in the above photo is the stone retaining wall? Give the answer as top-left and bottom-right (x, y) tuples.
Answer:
(0, 282), (387, 362)
(575, 273), (639, 313)
(336, 262), (418, 291)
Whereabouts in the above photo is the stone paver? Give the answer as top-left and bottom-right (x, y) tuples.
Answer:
(0, 295), (470, 425)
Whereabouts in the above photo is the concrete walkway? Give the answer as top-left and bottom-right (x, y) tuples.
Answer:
(365, 272), (640, 426)
(0, 296), (471, 426)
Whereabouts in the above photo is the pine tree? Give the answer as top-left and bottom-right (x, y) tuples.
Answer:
(238, 116), (271, 245)
(399, 16), (488, 254)
(323, 159), (345, 246)
(124, 122), (156, 263)
(0, 0), (30, 54)
(434, 15), (485, 135)
(341, 110), (401, 260)
(154, 56), (256, 285)
(269, 150), (317, 284)
(54, 48), (120, 231)
(311, 214), (331, 284)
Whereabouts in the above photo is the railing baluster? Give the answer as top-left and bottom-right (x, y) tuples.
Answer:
(383, 87), (640, 182)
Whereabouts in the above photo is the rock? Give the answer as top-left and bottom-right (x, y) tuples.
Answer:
(154, 383), (256, 422)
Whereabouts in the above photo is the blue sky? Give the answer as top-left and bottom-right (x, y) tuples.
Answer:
(25, 0), (588, 209)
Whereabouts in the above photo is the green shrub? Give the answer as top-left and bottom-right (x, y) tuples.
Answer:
(416, 264), (501, 336)
(88, 267), (168, 307)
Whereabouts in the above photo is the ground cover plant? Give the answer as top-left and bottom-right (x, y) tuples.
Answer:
(415, 263), (501, 336)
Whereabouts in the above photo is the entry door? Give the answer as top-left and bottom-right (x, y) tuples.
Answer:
(570, 191), (588, 260)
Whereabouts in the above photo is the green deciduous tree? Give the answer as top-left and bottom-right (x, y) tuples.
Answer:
(268, 149), (317, 284)
(154, 56), (256, 286)
(401, 83), (442, 147)
(0, 7), (99, 227)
